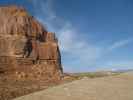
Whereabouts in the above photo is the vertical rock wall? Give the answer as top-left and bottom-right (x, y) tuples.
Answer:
(0, 6), (63, 81)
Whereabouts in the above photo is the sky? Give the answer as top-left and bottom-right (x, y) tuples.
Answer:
(0, 0), (133, 72)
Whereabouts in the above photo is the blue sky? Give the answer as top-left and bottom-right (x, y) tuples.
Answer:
(0, 0), (133, 72)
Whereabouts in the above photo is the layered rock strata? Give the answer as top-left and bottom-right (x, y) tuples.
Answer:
(0, 6), (63, 81)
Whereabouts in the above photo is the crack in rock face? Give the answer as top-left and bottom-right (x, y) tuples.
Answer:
(0, 5), (63, 81)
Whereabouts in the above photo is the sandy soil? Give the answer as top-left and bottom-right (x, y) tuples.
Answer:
(0, 76), (61, 100)
(14, 72), (133, 100)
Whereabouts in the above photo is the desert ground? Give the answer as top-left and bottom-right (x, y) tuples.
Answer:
(14, 72), (133, 100)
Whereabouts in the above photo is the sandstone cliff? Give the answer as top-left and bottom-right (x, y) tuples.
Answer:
(0, 5), (63, 81)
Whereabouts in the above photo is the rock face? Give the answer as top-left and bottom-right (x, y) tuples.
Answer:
(0, 6), (63, 81)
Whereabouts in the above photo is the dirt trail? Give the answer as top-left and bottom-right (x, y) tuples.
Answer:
(14, 72), (133, 100)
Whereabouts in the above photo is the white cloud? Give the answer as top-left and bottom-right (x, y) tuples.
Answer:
(108, 39), (133, 51)
(31, 0), (58, 31)
(101, 60), (133, 71)
(58, 23), (102, 64)
(107, 61), (133, 67)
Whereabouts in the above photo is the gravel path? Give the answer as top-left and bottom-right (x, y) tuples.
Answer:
(14, 72), (133, 100)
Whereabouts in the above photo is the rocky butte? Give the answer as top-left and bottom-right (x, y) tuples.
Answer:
(0, 5), (63, 82)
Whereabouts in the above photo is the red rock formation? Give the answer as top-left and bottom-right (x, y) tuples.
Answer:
(0, 5), (63, 81)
